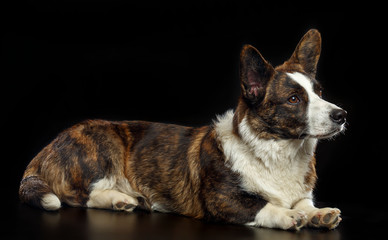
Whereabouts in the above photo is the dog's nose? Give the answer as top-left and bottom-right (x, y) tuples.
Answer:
(330, 109), (347, 125)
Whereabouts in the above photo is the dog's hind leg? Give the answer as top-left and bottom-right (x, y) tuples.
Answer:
(86, 189), (138, 212)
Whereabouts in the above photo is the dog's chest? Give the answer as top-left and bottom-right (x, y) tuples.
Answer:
(236, 143), (314, 208)
(215, 112), (317, 208)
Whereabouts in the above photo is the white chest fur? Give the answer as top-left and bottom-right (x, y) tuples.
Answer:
(214, 111), (317, 208)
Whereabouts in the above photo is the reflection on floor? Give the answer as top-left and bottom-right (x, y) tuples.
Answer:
(7, 203), (387, 240)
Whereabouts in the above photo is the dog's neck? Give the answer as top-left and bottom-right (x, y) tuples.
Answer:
(218, 108), (317, 169)
(237, 116), (317, 169)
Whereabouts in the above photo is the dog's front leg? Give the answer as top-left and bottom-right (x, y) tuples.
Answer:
(247, 203), (308, 230)
(293, 198), (341, 229)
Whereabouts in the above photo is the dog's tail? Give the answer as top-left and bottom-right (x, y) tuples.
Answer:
(19, 173), (61, 211)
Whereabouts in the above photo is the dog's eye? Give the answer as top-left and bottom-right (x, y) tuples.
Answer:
(319, 90), (323, 98)
(288, 95), (300, 105)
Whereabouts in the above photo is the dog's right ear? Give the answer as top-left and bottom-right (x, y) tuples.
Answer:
(240, 45), (275, 104)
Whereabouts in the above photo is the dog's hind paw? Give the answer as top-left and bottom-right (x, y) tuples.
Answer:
(113, 201), (136, 212)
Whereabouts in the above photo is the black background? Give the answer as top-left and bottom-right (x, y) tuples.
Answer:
(3, 0), (386, 232)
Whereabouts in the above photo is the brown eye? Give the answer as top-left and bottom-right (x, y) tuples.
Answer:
(319, 90), (323, 98)
(288, 95), (300, 105)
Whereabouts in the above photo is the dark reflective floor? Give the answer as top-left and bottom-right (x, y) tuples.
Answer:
(7, 202), (387, 240)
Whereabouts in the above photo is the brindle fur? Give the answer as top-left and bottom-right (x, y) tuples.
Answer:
(20, 29), (333, 227)
(20, 120), (267, 223)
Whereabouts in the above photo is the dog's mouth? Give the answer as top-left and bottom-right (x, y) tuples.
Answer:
(306, 124), (346, 139)
(311, 130), (341, 139)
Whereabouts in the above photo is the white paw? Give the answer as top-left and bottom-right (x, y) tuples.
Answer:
(41, 193), (61, 211)
(251, 203), (308, 230)
(282, 209), (308, 231)
(309, 207), (341, 229)
(112, 194), (138, 212)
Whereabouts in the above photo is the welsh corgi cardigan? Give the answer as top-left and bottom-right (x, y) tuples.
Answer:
(20, 29), (347, 230)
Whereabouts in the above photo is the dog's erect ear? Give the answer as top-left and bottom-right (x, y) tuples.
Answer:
(240, 44), (275, 103)
(287, 29), (321, 77)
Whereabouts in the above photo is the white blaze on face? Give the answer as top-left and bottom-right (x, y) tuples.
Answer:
(286, 72), (344, 138)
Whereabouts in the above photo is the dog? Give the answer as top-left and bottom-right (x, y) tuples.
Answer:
(19, 29), (346, 230)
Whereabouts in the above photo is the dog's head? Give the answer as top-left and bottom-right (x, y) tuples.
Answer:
(237, 29), (347, 139)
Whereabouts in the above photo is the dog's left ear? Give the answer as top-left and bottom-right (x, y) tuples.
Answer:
(287, 29), (321, 77)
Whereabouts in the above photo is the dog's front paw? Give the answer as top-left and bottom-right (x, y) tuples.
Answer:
(284, 209), (308, 231)
(309, 208), (341, 229)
